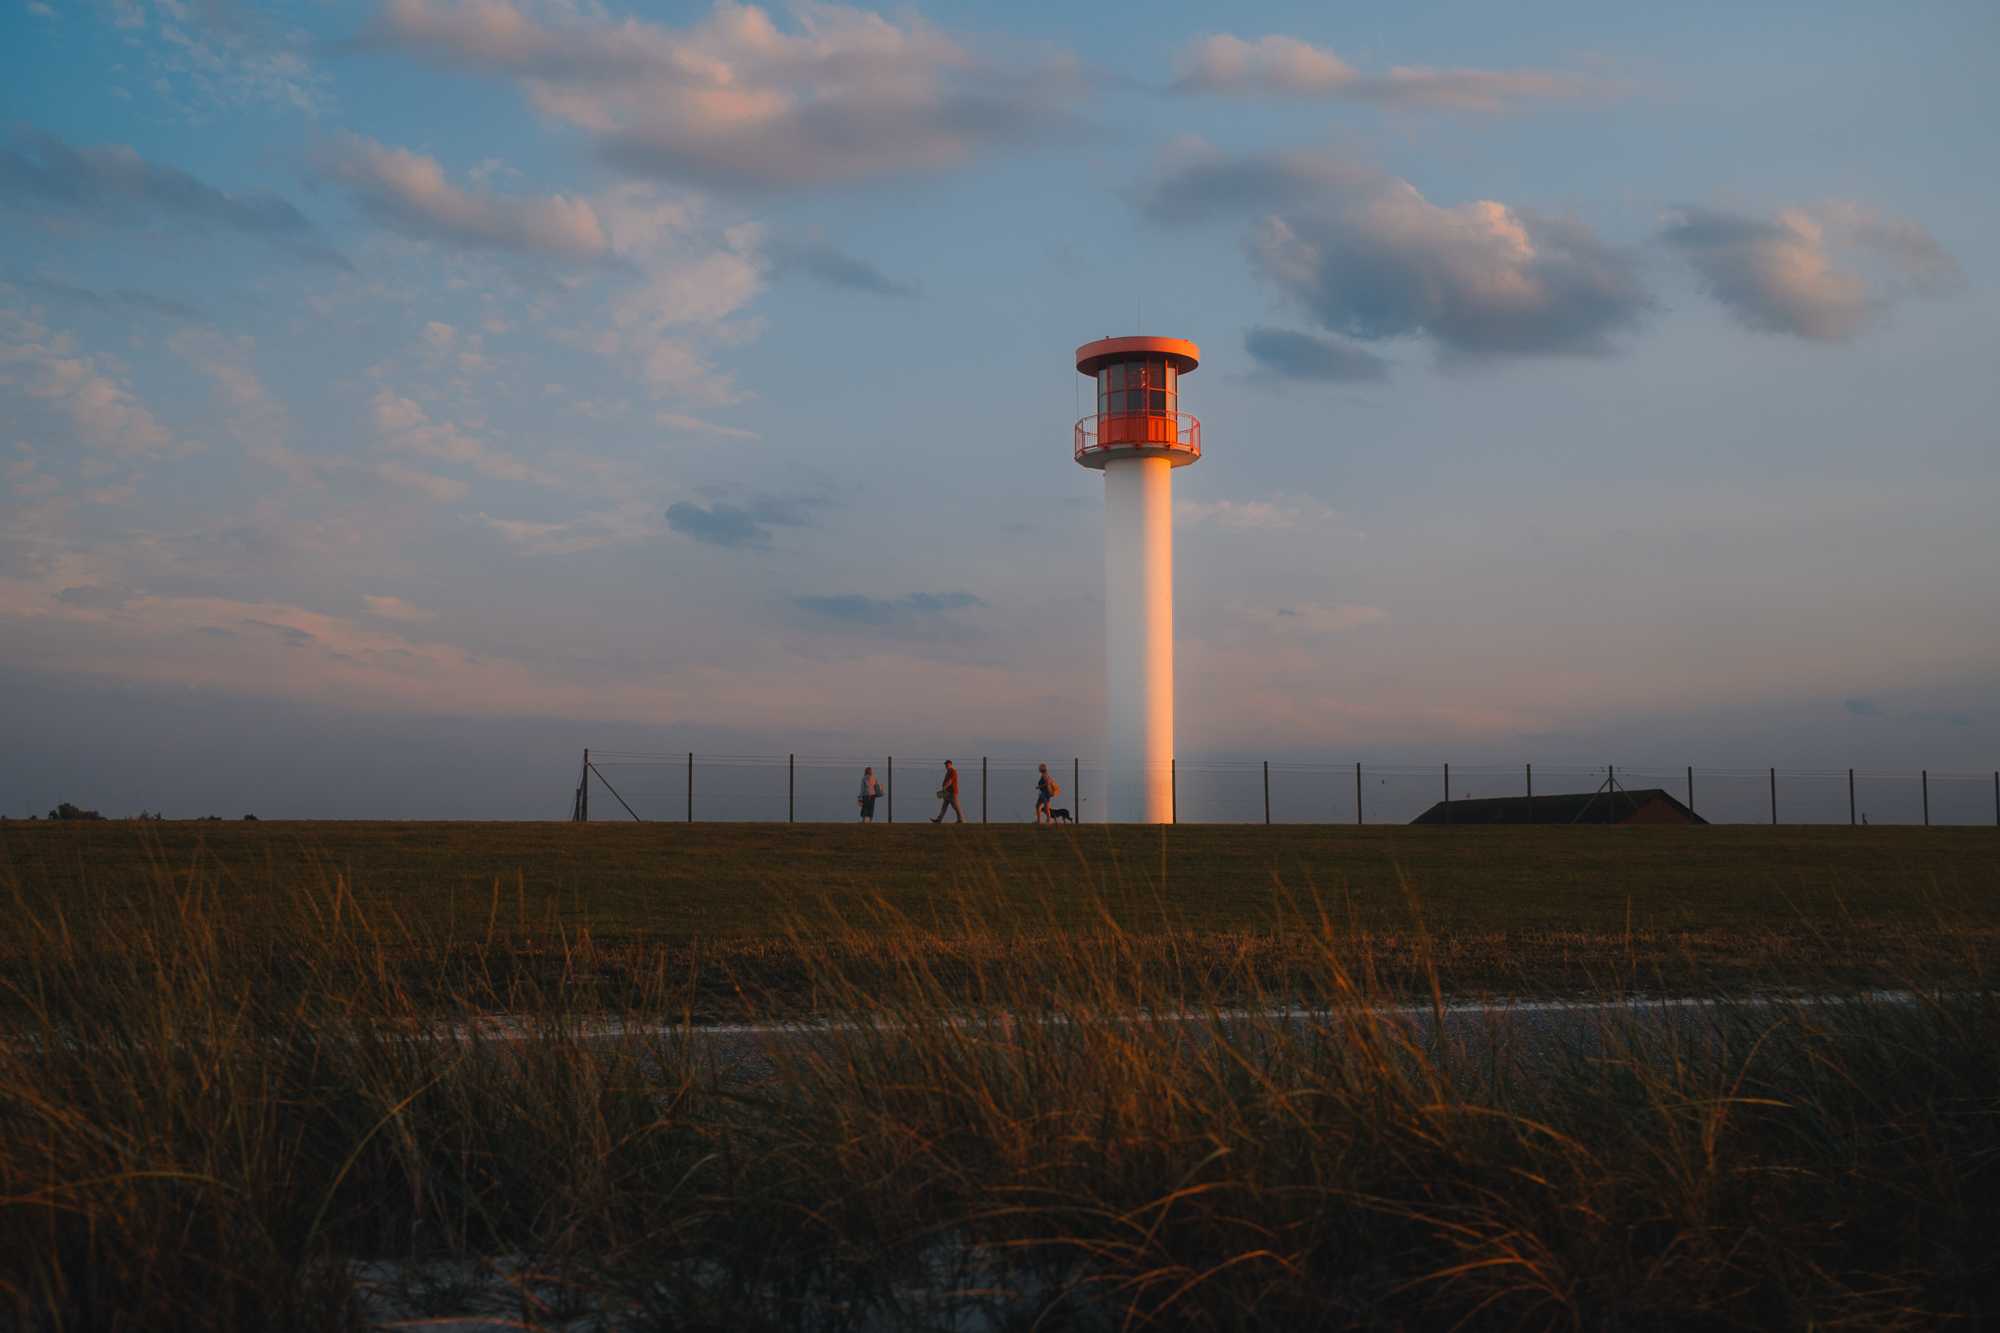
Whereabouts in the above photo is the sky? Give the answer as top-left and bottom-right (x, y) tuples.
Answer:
(1, 0), (1995, 820)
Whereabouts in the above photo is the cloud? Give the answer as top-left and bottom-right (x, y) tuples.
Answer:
(94, 0), (331, 115)
(550, 184), (768, 403)
(793, 590), (985, 624)
(655, 411), (762, 440)
(0, 303), (194, 458)
(55, 584), (131, 609)
(1171, 33), (1632, 111)
(1243, 326), (1389, 383)
(310, 132), (609, 259)
(363, 594), (433, 621)
(9, 276), (208, 321)
(478, 512), (567, 543)
(0, 124), (349, 269)
(761, 224), (916, 295)
(1658, 201), (1960, 341)
(116, 288), (208, 321)
(1124, 136), (1380, 227)
(1133, 140), (1649, 360)
(1177, 493), (1340, 532)
(1246, 186), (1649, 360)
(1911, 709), (1976, 727)
(170, 329), (290, 447)
(369, 385), (554, 483)
(1242, 602), (1387, 633)
(664, 493), (819, 547)
(361, 0), (1084, 191)
(1845, 697), (1883, 717)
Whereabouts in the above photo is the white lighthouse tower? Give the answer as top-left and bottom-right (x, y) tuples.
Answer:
(1074, 336), (1202, 824)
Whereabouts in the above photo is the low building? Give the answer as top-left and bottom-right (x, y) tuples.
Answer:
(1410, 788), (1707, 826)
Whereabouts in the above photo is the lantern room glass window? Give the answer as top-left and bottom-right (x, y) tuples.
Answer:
(1097, 359), (1177, 416)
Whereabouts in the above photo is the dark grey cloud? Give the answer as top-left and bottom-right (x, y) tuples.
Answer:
(116, 288), (209, 321)
(762, 225), (917, 296)
(1845, 698), (1883, 717)
(1658, 203), (1959, 341)
(1125, 138), (1377, 226)
(664, 494), (820, 548)
(54, 585), (130, 609)
(12, 273), (210, 321)
(1912, 709), (1976, 728)
(1244, 326), (1389, 383)
(0, 124), (350, 270)
(1246, 199), (1649, 359)
(794, 591), (986, 625)
(1132, 140), (1649, 362)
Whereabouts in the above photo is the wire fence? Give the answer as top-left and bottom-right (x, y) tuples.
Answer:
(571, 752), (2000, 827)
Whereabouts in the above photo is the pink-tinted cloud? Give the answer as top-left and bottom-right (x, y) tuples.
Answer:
(0, 304), (196, 458)
(312, 131), (609, 258)
(362, 0), (1084, 190)
(1171, 33), (1633, 111)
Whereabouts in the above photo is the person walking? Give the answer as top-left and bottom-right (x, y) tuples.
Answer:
(930, 760), (963, 823)
(857, 766), (882, 823)
(1035, 763), (1056, 824)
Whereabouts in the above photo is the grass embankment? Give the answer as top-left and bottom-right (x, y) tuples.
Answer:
(3, 847), (1999, 1329)
(4, 820), (1997, 1002)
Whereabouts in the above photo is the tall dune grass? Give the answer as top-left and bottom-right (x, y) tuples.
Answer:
(3, 849), (1998, 1329)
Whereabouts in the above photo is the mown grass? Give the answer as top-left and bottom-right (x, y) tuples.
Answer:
(4, 832), (2000, 1328)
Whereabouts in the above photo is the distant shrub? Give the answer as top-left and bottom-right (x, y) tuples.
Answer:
(48, 803), (105, 821)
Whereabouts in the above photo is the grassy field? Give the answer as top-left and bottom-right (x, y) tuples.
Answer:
(4, 819), (1996, 940)
(5, 819), (1995, 1004)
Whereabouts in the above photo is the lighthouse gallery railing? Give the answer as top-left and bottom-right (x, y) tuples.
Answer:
(1075, 411), (1200, 463)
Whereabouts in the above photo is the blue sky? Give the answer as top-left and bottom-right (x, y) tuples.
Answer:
(2, 0), (1994, 818)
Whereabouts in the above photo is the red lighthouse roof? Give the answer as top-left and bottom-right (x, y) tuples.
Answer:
(1075, 336), (1200, 378)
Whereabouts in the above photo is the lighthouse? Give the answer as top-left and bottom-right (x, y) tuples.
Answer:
(1074, 335), (1202, 824)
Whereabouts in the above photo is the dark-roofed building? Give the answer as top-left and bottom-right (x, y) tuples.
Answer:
(1410, 788), (1707, 826)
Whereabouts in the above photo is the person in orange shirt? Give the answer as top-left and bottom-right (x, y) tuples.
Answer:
(930, 760), (963, 824)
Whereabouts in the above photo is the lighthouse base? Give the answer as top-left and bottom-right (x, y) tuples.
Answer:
(1103, 454), (1175, 824)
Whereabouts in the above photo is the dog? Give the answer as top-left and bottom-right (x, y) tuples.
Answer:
(1048, 807), (1073, 824)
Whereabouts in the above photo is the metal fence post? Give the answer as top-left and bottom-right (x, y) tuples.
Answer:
(1526, 762), (1532, 822)
(579, 748), (589, 822)
(1769, 767), (1776, 826)
(1922, 770), (1929, 826)
(1263, 760), (1270, 824)
(1687, 765), (1694, 817)
(1356, 762), (1362, 825)
(1171, 758), (1177, 824)
(1848, 768), (1855, 826)
(1443, 763), (1450, 824)
(687, 752), (693, 823)
(789, 753), (795, 823)
(888, 757), (893, 824)
(1075, 758), (1080, 824)
(982, 757), (987, 824)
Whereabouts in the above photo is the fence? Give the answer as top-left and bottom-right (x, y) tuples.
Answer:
(570, 753), (2000, 827)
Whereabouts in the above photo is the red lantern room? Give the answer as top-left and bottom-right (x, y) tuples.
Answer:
(1073, 336), (1201, 468)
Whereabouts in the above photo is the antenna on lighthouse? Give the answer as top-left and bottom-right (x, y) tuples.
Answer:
(1073, 333), (1202, 824)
